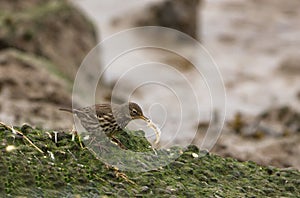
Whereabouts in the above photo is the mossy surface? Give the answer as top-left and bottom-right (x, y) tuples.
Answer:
(0, 123), (299, 197)
(0, 0), (97, 80)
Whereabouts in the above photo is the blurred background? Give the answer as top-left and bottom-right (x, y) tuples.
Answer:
(0, 0), (299, 169)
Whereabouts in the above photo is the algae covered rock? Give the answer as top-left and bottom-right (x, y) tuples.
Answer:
(0, 49), (72, 128)
(0, 123), (299, 197)
(214, 106), (300, 170)
(0, 0), (97, 79)
(0, 0), (100, 129)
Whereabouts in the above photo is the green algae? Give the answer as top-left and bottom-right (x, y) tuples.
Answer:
(0, 123), (299, 197)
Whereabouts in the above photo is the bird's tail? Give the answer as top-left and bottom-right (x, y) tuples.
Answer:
(59, 108), (73, 113)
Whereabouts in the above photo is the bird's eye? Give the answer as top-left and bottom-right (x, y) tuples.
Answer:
(132, 109), (138, 115)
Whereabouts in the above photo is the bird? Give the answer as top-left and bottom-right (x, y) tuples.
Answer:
(59, 102), (149, 138)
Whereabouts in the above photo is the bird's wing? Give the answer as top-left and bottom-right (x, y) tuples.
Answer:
(95, 104), (113, 118)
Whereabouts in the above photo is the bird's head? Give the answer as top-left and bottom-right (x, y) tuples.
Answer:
(128, 102), (149, 121)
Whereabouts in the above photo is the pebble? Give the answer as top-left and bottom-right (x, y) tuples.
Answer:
(140, 186), (150, 193)
(192, 153), (199, 158)
(166, 185), (177, 193)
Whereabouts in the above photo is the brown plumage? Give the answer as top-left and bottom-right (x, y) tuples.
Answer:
(59, 102), (148, 136)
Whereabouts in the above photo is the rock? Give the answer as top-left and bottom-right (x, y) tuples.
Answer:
(0, 0), (97, 80)
(213, 106), (300, 170)
(114, 0), (202, 39)
(0, 49), (72, 129)
(140, 0), (201, 39)
(166, 185), (177, 193)
(258, 106), (300, 135)
(278, 53), (300, 75)
(0, 0), (103, 129)
(140, 186), (150, 193)
(0, 125), (299, 197)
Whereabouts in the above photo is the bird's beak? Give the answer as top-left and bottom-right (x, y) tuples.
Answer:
(139, 115), (150, 122)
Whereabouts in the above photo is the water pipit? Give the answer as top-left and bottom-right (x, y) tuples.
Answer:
(60, 102), (160, 148)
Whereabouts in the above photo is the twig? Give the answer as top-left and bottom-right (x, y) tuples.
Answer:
(67, 149), (77, 160)
(113, 168), (136, 185)
(53, 131), (58, 143)
(0, 122), (44, 154)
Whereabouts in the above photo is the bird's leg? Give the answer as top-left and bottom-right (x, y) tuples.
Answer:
(70, 125), (84, 149)
(110, 135), (127, 149)
(71, 124), (76, 141)
(78, 134), (84, 149)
